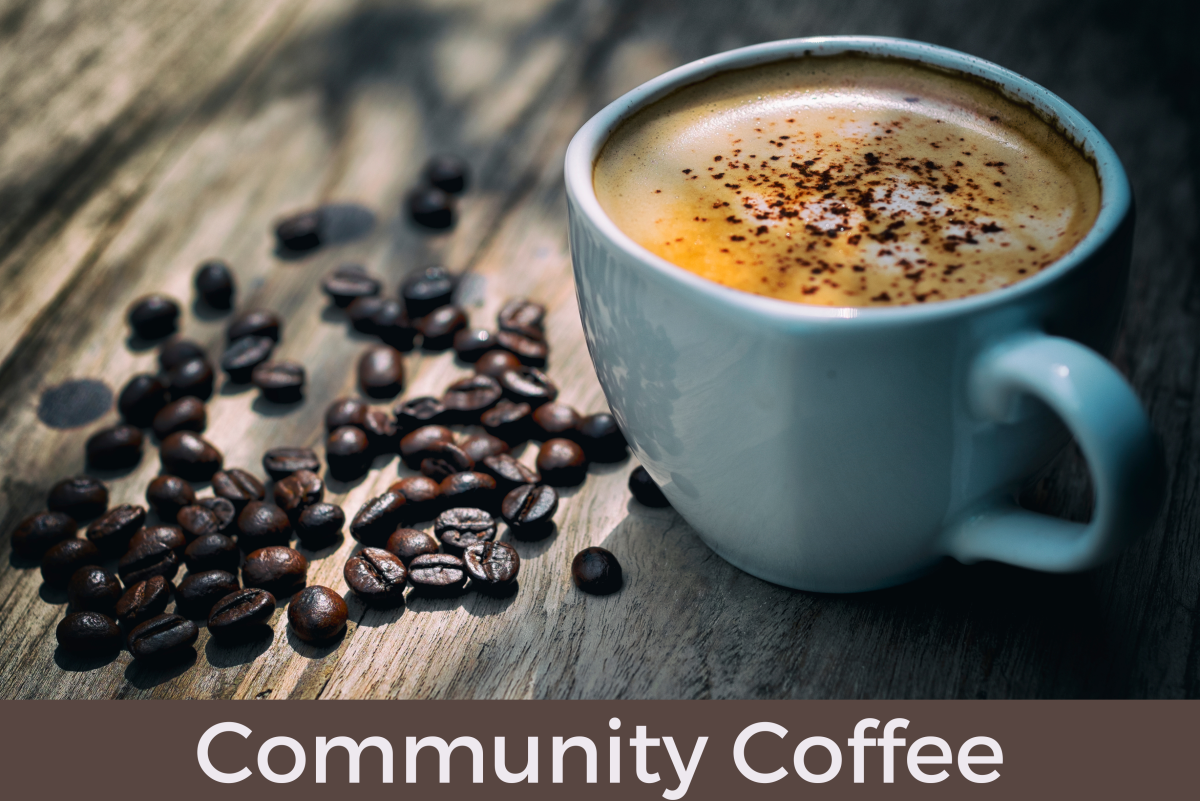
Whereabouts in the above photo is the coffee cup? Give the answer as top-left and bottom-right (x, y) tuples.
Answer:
(564, 36), (1164, 593)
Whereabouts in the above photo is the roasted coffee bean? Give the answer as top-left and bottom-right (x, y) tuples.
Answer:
(227, 309), (281, 343)
(275, 209), (323, 251)
(273, 470), (324, 519)
(237, 502), (293, 550)
(346, 296), (388, 335)
(198, 497), (237, 533)
(463, 542), (520, 593)
(176, 505), (223, 540)
(159, 339), (207, 372)
(129, 525), (187, 555)
(453, 329), (496, 362)
(479, 453), (540, 493)
(399, 425), (454, 467)
(408, 186), (454, 229)
(349, 491), (407, 545)
(48, 476), (108, 522)
(495, 330), (548, 367)
(439, 472), (497, 512)
(146, 475), (196, 520)
(184, 533), (239, 573)
(128, 295), (180, 339)
(358, 345), (406, 398)
(118, 373), (170, 427)
(481, 400), (533, 444)
(12, 511), (77, 558)
(252, 361), (305, 403)
(160, 431), (223, 481)
(394, 396), (446, 432)
(401, 265), (456, 318)
(442, 374), (502, 424)
(213, 468), (267, 508)
(531, 403), (581, 441)
(385, 528), (440, 565)
(344, 548), (407, 606)
(371, 299), (419, 350)
(114, 576), (172, 628)
(363, 408), (398, 454)
(326, 426), (371, 481)
(220, 335), (275, 383)
(497, 298), (546, 339)
(175, 569), (240, 619)
(499, 367), (558, 407)
(419, 442), (474, 481)
(262, 448), (319, 481)
(67, 566), (122, 613)
(474, 349), (522, 379)
(435, 507), (497, 554)
(501, 484), (558, 539)
(571, 547), (622, 595)
(629, 466), (670, 507)
(288, 585), (348, 642)
(208, 588), (276, 639)
(387, 476), (441, 522)
(408, 553), (467, 596)
(195, 259), (235, 308)
(85, 424), (144, 470)
(460, 434), (510, 463)
(166, 357), (215, 401)
(118, 537), (180, 585)
(242, 546), (307, 596)
(41, 539), (100, 585)
(86, 505), (146, 553)
(295, 503), (345, 548)
(536, 438), (587, 487)
(152, 397), (206, 440)
(424, 154), (468, 193)
(56, 611), (120, 654)
(578, 413), (628, 462)
(322, 265), (380, 307)
(326, 397), (370, 432)
(418, 305), (467, 350)
(127, 614), (198, 661)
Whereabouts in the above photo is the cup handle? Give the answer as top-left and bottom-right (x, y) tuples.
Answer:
(944, 334), (1164, 572)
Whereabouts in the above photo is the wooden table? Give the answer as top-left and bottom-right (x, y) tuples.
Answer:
(2, 0), (1197, 700)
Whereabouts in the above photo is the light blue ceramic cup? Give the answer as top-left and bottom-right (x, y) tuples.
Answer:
(564, 36), (1164, 593)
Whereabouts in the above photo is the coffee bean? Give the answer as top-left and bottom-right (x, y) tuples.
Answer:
(399, 425), (454, 467)
(118, 536), (180, 585)
(262, 448), (319, 481)
(536, 438), (587, 487)
(273, 470), (324, 519)
(460, 434), (510, 463)
(166, 357), (215, 401)
(184, 533), (239, 573)
(394, 396), (446, 432)
(85, 424), (144, 470)
(385, 528), (440, 564)
(86, 504), (146, 553)
(129, 525), (187, 555)
(115, 576), (172, 628)
(629, 466), (670, 507)
(176, 505), (223, 540)
(220, 335), (275, 383)
(501, 484), (558, 539)
(127, 614), (198, 661)
(127, 295), (180, 339)
(418, 305), (468, 350)
(326, 426), (371, 481)
(495, 330), (548, 367)
(571, 547), (622, 594)
(344, 547), (407, 606)
(371, 299), (419, 350)
(408, 553), (467, 596)
(481, 400), (533, 444)
(499, 367), (558, 407)
(213, 468), (267, 508)
(531, 403), (581, 441)
(363, 408), (398, 454)
(197, 497), (237, 533)
(195, 259), (235, 308)
(296, 503), (345, 549)
(442, 374), (502, 424)
(237, 502), (293, 550)
(146, 475), (196, 520)
(424, 154), (468, 194)
(243, 546), (307, 596)
(453, 329), (497, 362)
(12, 511), (77, 558)
(56, 611), (120, 654)
(160, 431), (223, 481)
(208, 588), (276, 639)
(322, 264), (380, 307)
(387, 476), (441, 522)
(420, 441), (475, 481)
(118, 373), (170, 428)
(227, 309), (281, 343)
(350, 491), (407, 545)
(463, 541), (520, 593)
(252, 361), (305, 403)
(159, 339), (207, 372)
(479, 453), (540, 493)
(151, 396), (207, 440)
(288, 585), (348, 642)
(438, 472), (497, 512)
(347, 296), (388, 334)
(497, 298), (546, 339)
(435, 507), (496, 554)
(326, 397), (369, 432)
(275, 209), (323, 251)
(48, 476), (108, 522)
(175, 569), (240, 619)
(67, 566), (122, 613)
(578, 413), (628, 462)
(358, 345), (406, 398)
(401, 266), (456, 318)
(408, 187), (454, 229)
(475, 349), (522, 379)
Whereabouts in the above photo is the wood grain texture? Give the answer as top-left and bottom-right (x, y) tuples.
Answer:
(1, 0), (1198, 699)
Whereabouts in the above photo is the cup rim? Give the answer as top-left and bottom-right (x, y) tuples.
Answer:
(564, 35), (1131, 323)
